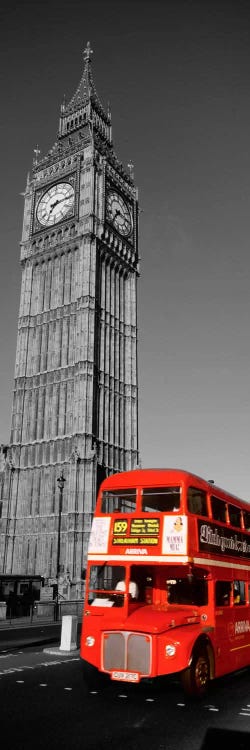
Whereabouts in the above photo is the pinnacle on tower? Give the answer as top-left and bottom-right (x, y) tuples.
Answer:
(84, 40), (93, 61)
(64, 41), (106, 120)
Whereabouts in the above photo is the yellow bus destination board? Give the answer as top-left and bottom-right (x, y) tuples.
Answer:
(130, 519), (159, 535)
(112, 518), (160, 546)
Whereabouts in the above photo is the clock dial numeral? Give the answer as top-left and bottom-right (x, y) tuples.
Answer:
(36, 182), (75, 227)
(106, 190), (132, 237)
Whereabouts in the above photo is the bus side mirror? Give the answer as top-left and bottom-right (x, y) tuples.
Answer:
(81, 569), (86, 581)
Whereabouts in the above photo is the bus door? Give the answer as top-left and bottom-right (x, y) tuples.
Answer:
(231, 580), (250, 671)
(214, 580), (236, 677)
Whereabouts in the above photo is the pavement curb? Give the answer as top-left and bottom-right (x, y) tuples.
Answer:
(43, 646), (80, 656)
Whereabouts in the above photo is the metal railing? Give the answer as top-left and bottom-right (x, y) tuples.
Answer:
(0, 599), (84, 625)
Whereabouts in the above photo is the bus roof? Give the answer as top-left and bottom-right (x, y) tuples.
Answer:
(100, 468), (249, 508)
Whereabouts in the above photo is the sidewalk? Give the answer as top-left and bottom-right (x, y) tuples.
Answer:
(0, 616), (82, 652)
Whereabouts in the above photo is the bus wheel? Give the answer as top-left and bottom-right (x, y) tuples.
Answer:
(181, 647), (210, 697)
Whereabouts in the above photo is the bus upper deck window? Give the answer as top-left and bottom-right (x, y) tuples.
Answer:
(187, 487), (207, 516)
(242, 509), (250, 531)
(142, 487), (181, 513)
(101, 489), (137, 513)
(210, 495), (227, 523)
(228, 504), (242, 528)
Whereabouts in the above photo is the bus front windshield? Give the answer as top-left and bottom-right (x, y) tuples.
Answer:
(88, 564), (126, 607)
(87, 564), (208, 608)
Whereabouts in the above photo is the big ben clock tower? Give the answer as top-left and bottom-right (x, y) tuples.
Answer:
(0, 43), (139, 595)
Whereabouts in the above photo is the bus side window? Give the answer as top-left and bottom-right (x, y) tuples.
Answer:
(242, 509), (250, 531)
(211, 496), (227, 523)
(228, 504), (241, 529)
(215, 581), (231, 607)
(187, 487), (207, 516)
(233, 580), (245, 605)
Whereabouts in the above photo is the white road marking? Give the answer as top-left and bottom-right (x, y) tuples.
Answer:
(0, 656), (79, 677)
(16, 680), (24, 683)
(64, 687), (72, 691)
(39, 683), (47, 687)
(134, 718), (146, 728)
(0, 668), (16, 674)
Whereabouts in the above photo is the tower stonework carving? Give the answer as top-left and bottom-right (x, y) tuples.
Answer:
(0, 44), (140, 595)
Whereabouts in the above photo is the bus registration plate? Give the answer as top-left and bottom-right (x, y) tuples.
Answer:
(111, 670), (139, 682)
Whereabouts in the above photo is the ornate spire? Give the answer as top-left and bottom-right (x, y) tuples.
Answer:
(33, 144), (41, 166)
(127, 161), (134, 180)
(83, 40), (93, 62)
(64, 41), (106, 119)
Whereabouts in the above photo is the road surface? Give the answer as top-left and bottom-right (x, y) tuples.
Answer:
(0, 646), (249, 750)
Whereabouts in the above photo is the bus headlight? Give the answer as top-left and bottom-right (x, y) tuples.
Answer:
(165, 643), (176, 657)
(85, 636), (95, 647)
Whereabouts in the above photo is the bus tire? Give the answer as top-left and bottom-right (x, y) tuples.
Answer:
(181, 646), (210, 697)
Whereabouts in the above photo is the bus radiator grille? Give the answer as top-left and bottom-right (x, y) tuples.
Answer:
(102, 632), (151, 675)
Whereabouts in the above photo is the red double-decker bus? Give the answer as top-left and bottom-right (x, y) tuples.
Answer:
(80, 468), (250, 696)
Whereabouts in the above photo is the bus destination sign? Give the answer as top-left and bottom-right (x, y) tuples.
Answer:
(112, 518), (160, 546)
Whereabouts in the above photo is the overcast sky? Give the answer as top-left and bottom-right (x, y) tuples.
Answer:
(1, 0), (250, 501)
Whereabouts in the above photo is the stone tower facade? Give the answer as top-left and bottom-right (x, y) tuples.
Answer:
(0, 43), (139, 596)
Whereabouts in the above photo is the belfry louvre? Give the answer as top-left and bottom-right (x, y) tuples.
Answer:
(0, 43), (139, 598)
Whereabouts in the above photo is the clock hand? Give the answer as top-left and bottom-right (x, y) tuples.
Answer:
(49, 199), (60, 213)
(49, 196), (72, 214)
(55, 196), (72, 205)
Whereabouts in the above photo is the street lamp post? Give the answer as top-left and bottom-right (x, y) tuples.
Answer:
(3, 459), (15, 572)
(55, 472), (66, 621)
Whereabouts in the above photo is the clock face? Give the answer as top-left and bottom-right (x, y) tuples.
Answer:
(36, 182), (75, 227)
(106, 191), (132, 236)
